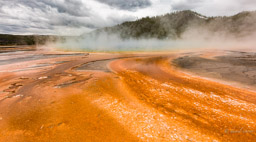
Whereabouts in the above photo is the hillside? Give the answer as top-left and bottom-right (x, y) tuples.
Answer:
(2, 10), (256, 46)
(88, 10), (256, 39)
(0, 34), (66, 46)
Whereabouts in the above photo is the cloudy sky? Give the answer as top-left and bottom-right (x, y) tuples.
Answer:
(0, 0), (255, 35)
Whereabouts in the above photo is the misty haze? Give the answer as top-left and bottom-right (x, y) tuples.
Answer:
(0, 0), (256, 142)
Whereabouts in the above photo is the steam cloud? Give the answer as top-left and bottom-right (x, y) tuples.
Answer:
(51, 11), (256, 52)
(52, 32), (256, 52)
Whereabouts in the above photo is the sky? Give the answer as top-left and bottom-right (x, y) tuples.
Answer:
(0, 0), (255, 35)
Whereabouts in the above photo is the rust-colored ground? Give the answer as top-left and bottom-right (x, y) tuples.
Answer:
(0, 50), (255, 142)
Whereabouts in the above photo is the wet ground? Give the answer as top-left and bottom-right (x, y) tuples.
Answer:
(76, 58), (120, 72)
(0, 48), (255, 142)
(0, 46), (36, 53)
(173, 50), (256, 89)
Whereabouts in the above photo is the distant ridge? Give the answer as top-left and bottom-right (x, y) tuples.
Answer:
(86, 10), (256, 39)
(1, 10), (256, 46)
(0, 34), (67, 46)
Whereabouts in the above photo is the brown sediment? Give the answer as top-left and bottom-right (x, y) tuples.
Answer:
(0, 50), (255, 141)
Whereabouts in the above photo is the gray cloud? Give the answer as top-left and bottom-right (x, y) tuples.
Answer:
(39, 0), (90, 17)
(95, 0), (151, 11)
(0, 0), (255, 35)
(0, 0), (90, 17)
(0, 0), (136, 35)
(171, 0), (203, 11)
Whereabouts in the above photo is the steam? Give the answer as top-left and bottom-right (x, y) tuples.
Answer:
(52, 32), (256, 52)
(51, 11), (256, 52)
(53, 33), (199, 52)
